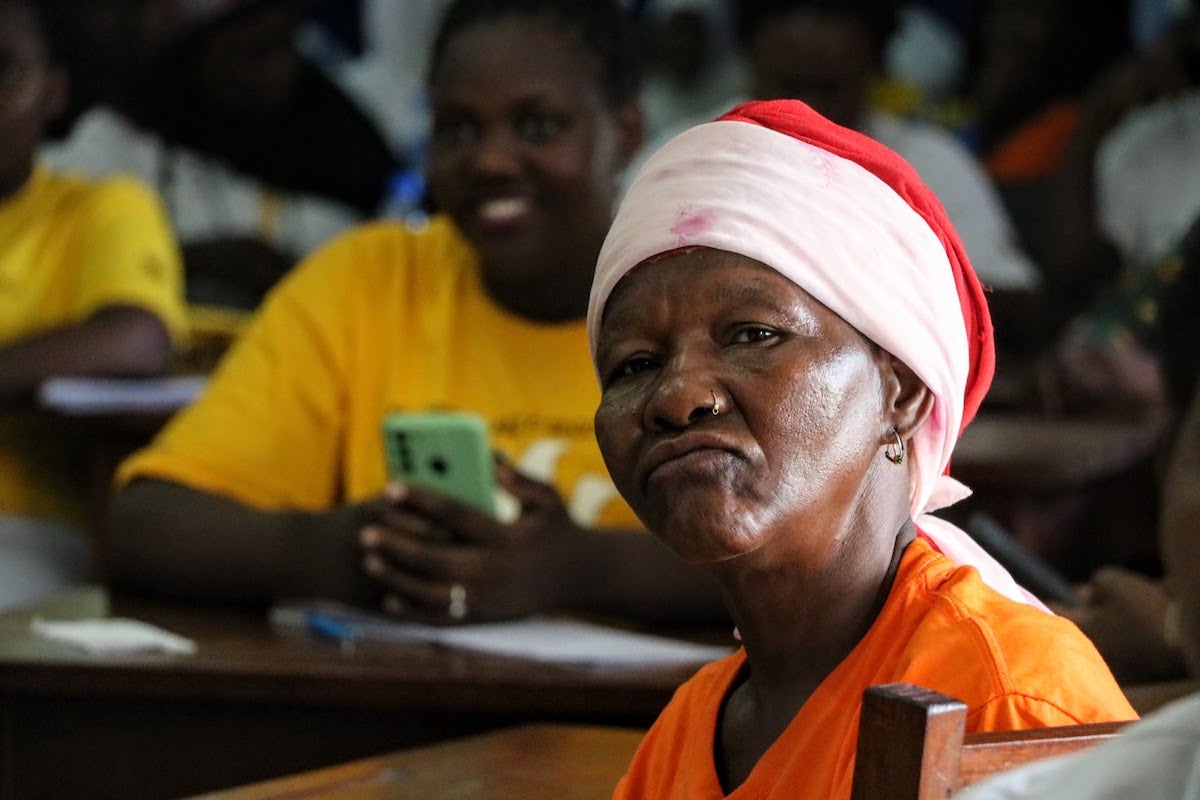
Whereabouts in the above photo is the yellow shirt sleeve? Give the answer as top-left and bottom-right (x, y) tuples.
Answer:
(116, 230), (359, 510)
(70, 177), (188, 344)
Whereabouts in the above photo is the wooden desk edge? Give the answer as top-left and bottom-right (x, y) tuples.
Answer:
(183, 723), (646, 800)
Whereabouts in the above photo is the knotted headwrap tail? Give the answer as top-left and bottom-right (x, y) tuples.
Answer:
(589, 99), (1042, 609)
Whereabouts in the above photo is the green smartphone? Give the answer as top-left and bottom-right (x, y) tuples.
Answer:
(381, 411), (496, 516)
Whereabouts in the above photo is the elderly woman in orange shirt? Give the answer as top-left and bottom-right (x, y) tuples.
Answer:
(588, 99), (1137, 799)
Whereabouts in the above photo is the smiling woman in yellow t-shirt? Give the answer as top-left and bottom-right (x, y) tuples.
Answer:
(108, 0), (727, 624)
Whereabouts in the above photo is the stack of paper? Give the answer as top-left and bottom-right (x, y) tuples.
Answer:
(271, 602), (734, 668)
(38, 376), (207, 415)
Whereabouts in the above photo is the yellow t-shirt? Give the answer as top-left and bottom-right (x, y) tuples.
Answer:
(0, 166), (187, 524)
(0, 166), (186, 345)
(119, 218), (638, 529)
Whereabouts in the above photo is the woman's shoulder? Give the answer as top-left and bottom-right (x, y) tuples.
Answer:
(302, 215), (474, 269)
(27, 165), (161, 220)
(277, 216), (478, 300)
(892, 543), (1134, 725)
(898, 540), (1101, 669)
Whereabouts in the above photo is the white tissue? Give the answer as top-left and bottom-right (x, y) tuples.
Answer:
(30, 617), (198, 656)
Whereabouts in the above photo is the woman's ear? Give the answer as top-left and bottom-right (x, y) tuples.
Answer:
(882, 354), (934, 438)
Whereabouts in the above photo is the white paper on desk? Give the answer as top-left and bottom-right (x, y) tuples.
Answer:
(30, 617), (198, 656)
(271, 603), (734, 668)
(38, 376), (207, 415)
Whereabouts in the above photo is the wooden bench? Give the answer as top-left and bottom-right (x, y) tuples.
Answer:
(851, 683), (1131, 799)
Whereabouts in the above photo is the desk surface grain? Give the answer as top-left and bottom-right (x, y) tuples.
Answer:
(185, 723), (644, 800)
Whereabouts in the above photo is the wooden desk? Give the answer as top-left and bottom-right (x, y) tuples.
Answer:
(185, 723), (643, 800)
(0, 589), (705, 800)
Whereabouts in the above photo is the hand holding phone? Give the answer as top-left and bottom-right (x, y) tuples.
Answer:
(381, 411), (496, 516)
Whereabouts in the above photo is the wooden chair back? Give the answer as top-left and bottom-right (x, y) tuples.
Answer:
(850, 683), (1129, 799)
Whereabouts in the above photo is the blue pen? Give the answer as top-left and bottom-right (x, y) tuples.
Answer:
(306, 610), (357, 655)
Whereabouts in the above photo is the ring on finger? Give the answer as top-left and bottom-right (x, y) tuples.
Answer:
(448, 583), (468, 621)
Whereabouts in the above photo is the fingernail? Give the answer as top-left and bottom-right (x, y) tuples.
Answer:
(363, 554), (384, 575)
(385, 482), (407, 501)
(359, 526), (380, 547)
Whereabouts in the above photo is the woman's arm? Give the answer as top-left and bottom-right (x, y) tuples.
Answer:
(106, 478), (377, 608)
(109, 474), (729, 624)
(0, 306), (171, 404)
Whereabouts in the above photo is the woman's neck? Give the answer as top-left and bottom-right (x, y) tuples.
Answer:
(481, 256), (597, 323)
(0, 162), (34, 205)
(725, 519), (916, 690)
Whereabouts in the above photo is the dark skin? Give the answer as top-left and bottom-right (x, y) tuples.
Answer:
(46, 0), (297, 301)
(593, 250), (934, 790)
(1114, 385), (1200, 710)
(655, 10), (711, 88)
(0, 307), (172, 405)
(0, 1), (63, 196)
(0, 1), (171, 405)
(190, 0), (302, 121)
(109, 15), (728, 625)
(747, 10), (874, 130)
(425, 17), (639, 321)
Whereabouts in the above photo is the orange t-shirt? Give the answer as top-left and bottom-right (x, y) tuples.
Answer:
(613, 537), (1137, 800)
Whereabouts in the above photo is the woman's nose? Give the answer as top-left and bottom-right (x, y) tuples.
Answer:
(643, 365), (722, 432)
(470, 129), (522, 177)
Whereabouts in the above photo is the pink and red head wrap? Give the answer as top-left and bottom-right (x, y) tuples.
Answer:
(589, 99), (1040, 608)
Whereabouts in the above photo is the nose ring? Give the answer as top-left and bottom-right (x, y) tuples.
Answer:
(710, 390), (722, 416)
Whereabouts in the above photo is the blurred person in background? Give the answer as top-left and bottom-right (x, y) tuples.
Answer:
(42, 0), (366, 309)
(106, 0), (730, 627)
(733, 0), (1044, 359)
(954, 217), (1200, 799)
(638, 0), (747, 141)
(133, 0), (395, 216)
(0, 0), (186, 607)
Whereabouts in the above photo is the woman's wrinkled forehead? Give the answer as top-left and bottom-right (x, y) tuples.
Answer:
(597, 245), (875, 359)
(597, 245), (706, 328)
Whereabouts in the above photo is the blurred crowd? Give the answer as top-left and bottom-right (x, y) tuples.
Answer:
(25, 0), (1200, 390)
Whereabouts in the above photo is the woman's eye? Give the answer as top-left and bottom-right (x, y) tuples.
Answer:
(731, 326), (778, 344)
(605, 356), (657, 385)
(431, 119), (477, 149)
(517, 113), (567, 142)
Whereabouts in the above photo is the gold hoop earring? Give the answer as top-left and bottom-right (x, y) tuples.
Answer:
(883, 429), (905, 465)
(710, 390), (722, 416)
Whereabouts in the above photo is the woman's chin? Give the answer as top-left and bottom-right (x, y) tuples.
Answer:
(651, 510), (765, 566)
